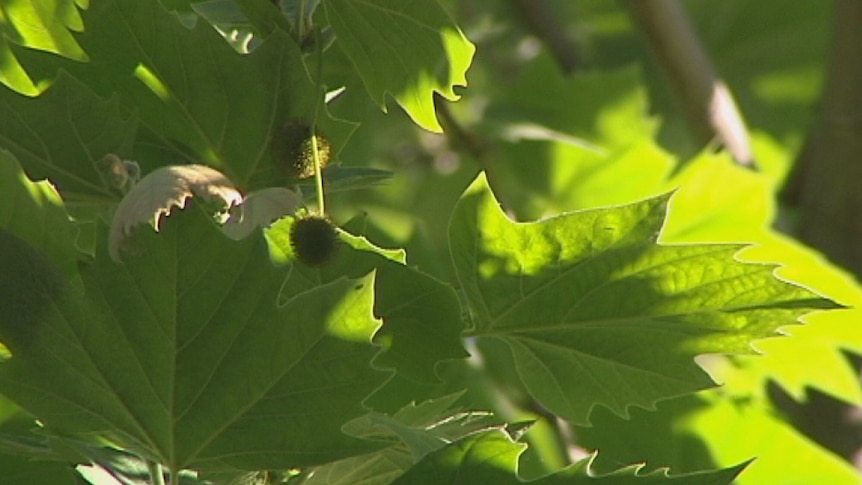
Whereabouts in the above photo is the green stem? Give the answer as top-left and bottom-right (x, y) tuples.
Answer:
(312, 134), (325, 214)
(148, 462), (166, 485)
(309, 26), (326, 215)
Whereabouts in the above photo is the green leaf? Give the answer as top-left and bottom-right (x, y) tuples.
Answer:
(0, 205), (389, 473)
(577, 377), (862, 485)
(25, 0), (350, 188)
(493, 61), (658, 150)
(296, 392), (500, 485)
(448, 173), (837, 425)
(0, 71), (137, 203)
(660, 151), (862, 405)
(680, 367), (861, 485)
(322, 0), (475, 132)
(265, 217), (468, 392)
(391, 429), (747, 484)
(0, 0), (88, 95)
(0, 150), (80, 281)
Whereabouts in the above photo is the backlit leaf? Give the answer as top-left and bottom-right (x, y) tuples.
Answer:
(322, 0), (475, 132)
(449, 172), (836, 424)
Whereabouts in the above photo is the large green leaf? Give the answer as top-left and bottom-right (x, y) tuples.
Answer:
(322, 0), (475, 132)
(265, 216), (468, 390)
(448, 172), (837, 425)
(0, 205), (388, 473)
(391, 428), (747, 484)
(0, 150), (80, 281)
(0, 0), (87, 95)
(0, 71), (137, 203)
(661, 151), (862, 405)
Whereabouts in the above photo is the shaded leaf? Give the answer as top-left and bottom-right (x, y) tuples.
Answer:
(266, 217), (468, 391)
(0, 205), (389, 473)
(391, 429), (747, 484)
(19, 0), (351, 188)
(0, 71), (137, 202)
(0, 150), (80, 281)
(577, 371), (861, 485)
(322, 0), (475, 132)
(300, 392), (499, 485)
(448, 172), (837, 425)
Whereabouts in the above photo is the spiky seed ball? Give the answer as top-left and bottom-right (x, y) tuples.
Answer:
(271, 120), (332, 180)
(289, 215), (339, 267)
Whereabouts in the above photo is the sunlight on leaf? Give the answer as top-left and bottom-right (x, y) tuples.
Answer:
(322, 0), (475, 132)
(0, 0), (88, 95)
(449, 172), (838, 425)
(392, 428), (747, 484)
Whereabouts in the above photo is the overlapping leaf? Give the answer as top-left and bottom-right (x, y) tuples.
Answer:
(8, 0), (352, 189)
(0, 0), (87, 95)
(449, 173), (837, 425)
(297, 392), (500, 485)
(265, 217), (468, 390)
(322, 0), (475, 132)
(70, 0), (321, 185)
(0, 71), (136, 202)
(576, 369), (862, 485)
(391, 429), (747, 484)
(0, 205), (389, 473)
(0, 150), (80, 281)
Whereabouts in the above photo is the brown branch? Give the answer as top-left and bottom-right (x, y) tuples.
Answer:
(509, 0), (581, 73)
(786, 0), (862, 276)
(624, 0), (755, 167)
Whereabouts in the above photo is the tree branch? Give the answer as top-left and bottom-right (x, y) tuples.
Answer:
(786, 0), (862, 276)
(509, 0), (581, 73)
(624, 0), (755, 167)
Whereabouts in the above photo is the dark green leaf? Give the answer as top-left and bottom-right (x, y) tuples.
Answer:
(0, 205), (388, 472)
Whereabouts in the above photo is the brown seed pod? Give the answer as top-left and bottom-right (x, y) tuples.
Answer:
(271, 119), (332, 180)
(289, 214), (339, 267)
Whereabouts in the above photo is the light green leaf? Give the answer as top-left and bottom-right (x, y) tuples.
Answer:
(688, 366), (861, 485)
(322, 0), (475, 132)
(661, 151), (862, 405)
(482, 64), (665, 220)
(391, 429), (747, 484)
(495, 61), (658, 149)
(449, 172), (837, 425)
(0, 205), (388, 473)
(0, 0), (88, 95)
(578, 373), (862, 485)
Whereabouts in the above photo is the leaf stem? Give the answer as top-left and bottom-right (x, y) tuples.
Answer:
(312, 134), (325, 214)
(310, 26), (326, 215)
(148, 461), (166, 485)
